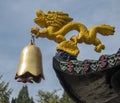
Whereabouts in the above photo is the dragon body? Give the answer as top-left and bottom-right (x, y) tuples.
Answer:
(31, 10), (115, 56)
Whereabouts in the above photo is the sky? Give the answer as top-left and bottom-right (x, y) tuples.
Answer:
(0, 0), (120, 102)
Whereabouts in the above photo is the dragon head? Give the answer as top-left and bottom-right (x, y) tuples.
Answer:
(34, 10), (47, 28)
(34, 9), (73, 29)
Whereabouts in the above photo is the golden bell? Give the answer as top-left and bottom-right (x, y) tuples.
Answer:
(15, 43), (44, 83)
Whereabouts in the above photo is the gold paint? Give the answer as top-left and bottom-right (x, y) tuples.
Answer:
(31, 10), (115, 56)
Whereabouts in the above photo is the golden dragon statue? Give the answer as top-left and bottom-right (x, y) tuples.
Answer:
(31, 10), (115, 56)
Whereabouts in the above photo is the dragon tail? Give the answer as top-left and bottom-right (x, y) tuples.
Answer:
(96, 24), (115, 36)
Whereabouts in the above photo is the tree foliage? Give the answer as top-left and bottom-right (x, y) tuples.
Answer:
(37, 89), (75, 103)
(11, 85), (34, 103)
(37, 89), (60, 103)
(0, 75), (12, 103)
(60, 91), (75, 103)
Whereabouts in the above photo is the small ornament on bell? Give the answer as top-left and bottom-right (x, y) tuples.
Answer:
(15, 34), (44, 83)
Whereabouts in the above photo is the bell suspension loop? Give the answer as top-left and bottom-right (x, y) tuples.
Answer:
(31, 33), (35, 45)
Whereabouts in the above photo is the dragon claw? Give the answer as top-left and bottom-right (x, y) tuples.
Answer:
(31, 27), (39, 35)
(95, 44), (105, 52)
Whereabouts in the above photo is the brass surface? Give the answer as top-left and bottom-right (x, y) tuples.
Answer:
(16, 43), (43, 77)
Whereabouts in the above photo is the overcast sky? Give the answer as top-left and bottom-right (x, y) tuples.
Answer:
(0, 0), (120, 102)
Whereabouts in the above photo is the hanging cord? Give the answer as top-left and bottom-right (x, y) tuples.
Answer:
(31, 33), (35, 45)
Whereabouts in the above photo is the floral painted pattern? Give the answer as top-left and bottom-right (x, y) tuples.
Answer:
(116, 48), (120, 60)
(60, 49), (120, 75)
(98, 55), (107, 68)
